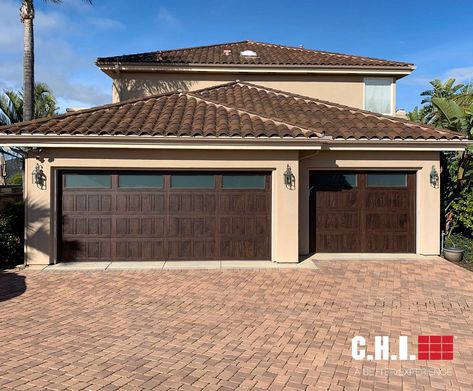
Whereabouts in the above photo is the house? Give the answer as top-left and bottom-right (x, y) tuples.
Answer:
(0, 41), (469, 265)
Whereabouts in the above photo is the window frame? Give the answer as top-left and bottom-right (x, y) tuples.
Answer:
(363, 77), (394, 115)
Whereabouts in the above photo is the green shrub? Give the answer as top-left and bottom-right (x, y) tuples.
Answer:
(0, 201), (24, 268)
(7, 171), (23, 185)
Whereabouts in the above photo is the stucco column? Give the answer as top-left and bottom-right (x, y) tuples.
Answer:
(25, 154), (52, 265)
(272, 155), (299, 263)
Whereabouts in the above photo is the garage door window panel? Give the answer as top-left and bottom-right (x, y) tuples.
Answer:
(118, 174), (163, 188)
(222, 174), (266, 189)
(64, 174), (111, 189)
(314, 173), (357, 188)
(367, 173), (407, 187)
(171, 174), (215, 189)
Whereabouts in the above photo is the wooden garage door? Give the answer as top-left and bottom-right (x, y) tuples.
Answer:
(310, 171), (415, 253)
(60, 171), (271, 261)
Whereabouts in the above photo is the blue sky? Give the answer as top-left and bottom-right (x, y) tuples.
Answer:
(1, 0), (472, 112)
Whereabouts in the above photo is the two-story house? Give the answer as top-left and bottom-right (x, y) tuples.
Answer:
(0, 41), (468, 265)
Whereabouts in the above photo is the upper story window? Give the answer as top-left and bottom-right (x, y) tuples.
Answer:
(364, 78), (393, 115)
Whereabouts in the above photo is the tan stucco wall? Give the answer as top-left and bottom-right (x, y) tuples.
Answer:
(299, 150), (441, 256)
(25, 148), (300, 265)
(25, 148), (440, 265)
(111, 72), (396, 110)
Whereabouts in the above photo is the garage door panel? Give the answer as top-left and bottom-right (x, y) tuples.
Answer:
(315, 233), (361, 252)
(61, 172), (270, 261)
(366, 213), (409, 230)
(366, 234), (410, 253)
(365, 192), (409, 209)
(316, 211), (359, 230)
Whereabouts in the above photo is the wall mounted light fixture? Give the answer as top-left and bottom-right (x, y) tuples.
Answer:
(32, 163), (47, 190)
(283, 164), (295, 190)
(430, 165), (439, 188)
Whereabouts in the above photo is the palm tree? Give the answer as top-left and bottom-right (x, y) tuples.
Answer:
(0, 83), (57, 163)
(20, 0), (92, 121)
(420, 79), (468, 124)
(0, 83), (57, 126)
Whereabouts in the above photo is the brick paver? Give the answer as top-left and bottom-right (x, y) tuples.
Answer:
(1, 257), (473, 390)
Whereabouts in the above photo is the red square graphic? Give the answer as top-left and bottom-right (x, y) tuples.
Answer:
(418, 343), (430, 352)
(443, 336), (454, 343)
(430, 343), (442, 351)
(417, 335), (454, 360)
(418, 352), (429, 360)
(418, 336), (429, 343)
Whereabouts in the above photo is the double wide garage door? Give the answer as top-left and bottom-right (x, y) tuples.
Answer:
(60, 171), (271, 262)
(311, 171), (416, 253)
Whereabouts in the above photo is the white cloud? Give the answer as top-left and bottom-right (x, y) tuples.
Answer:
(0, 0), (112, 111)
(445, 66), (473, 83)
(0, 1), (23, 53)
(87, 16), (125, 31)
(157, 7), (180, 28)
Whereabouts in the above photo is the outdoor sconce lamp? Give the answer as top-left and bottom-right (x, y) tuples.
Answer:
(32, 163), (47, 190)
(430, 165), (439, 188)
(283, 164), (295, 190)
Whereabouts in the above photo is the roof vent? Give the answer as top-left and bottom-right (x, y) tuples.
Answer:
(240, 50), (257, 57)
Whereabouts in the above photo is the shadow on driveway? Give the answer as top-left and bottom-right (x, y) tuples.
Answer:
(0, 271), (26, 302)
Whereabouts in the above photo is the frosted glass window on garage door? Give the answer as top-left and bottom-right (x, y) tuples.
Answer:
(365, 78), (392, 114)
(367, 173), (407, 187)
(118, 174), (163, 188)
(171, 175), (215, 188)
(64, 174), (111, 188)
(222, 174), (266, 189)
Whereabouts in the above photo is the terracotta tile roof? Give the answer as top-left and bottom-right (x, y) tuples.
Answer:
(0, 82), (466, 142)
(96, 40), (413, 68)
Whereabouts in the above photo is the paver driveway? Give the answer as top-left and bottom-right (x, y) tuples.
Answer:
(1, 257), (473, 391)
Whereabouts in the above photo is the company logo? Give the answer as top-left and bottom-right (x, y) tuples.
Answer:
(352, 335), (454, 361)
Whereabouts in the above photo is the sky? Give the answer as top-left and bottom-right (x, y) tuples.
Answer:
(0, 0), (472, 113)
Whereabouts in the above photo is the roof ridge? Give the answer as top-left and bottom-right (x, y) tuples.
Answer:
(96, 41), (253, 62)
(234, 81), (465, 137)
(188, 92), (327, 139)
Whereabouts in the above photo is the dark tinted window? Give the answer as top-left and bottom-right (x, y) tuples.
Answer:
(314, 173), (357, 188)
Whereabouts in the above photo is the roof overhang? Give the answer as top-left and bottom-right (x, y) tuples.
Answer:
(0, 135), (469, 152)
(97, 63), (415, 78)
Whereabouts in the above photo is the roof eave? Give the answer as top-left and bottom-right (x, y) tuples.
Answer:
(0, 135), (469, 152)
(96, 62), (415, 77)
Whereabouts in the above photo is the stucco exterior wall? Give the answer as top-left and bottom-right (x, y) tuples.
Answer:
(25, 148), (440, 265)
(298, 150), (441, 256)
(25, 148), (300, 265)
(111, 72), (394, 110)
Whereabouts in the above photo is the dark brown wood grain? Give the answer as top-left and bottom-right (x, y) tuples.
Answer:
(310, 171), (416, 253)
(60, 171), (271, 262)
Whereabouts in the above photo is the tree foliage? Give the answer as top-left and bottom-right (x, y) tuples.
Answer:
(0, 82), (57, 126)
(409, 78), (473, 238)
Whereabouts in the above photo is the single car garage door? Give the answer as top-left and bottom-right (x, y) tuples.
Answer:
(60, 171), (271, 261)
(310, 171), (415, 253)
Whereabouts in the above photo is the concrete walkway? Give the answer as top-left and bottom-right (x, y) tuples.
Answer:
(39, 258), (317, 271)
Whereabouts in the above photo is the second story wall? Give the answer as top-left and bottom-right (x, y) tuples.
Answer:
(112, 72), (397, 112)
